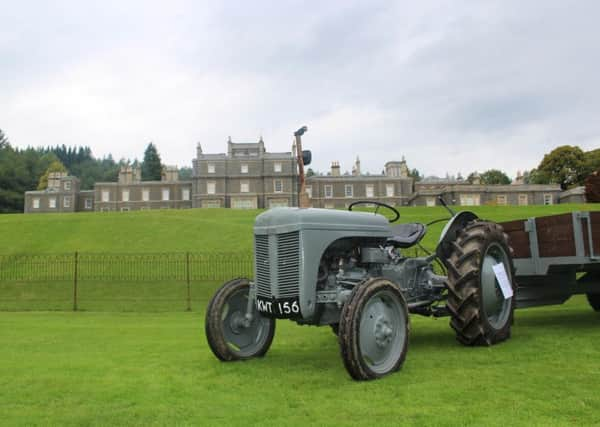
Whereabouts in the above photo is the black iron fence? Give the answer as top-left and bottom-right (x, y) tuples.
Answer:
(0, 252), (253, 311)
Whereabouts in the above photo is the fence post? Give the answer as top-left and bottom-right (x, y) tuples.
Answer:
(73, 251), (79, 311)
(186, 252), (191, 312)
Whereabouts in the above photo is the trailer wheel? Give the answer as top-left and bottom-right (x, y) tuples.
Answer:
(579, 273), (600, 311)
(205, 278), (275, 361)
(577, 271), (600, 311)
(338, 278), (410, 380)
(587, 294), (600, 311)
(444, 221), (516, 346)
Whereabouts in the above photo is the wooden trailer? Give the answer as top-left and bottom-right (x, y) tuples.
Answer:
(500, 211), (600, 308)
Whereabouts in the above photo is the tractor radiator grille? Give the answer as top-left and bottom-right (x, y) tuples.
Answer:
(254, 234), (270, 297)
(276, 231), (300, 298)
(254, 231), (300, 298)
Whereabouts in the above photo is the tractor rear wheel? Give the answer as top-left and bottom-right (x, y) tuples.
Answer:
(205, 278), (275, 361)
(444, 221), (516, 346)
(338, 277), (409, 381)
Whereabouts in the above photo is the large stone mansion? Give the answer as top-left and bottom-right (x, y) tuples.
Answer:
(23, 138), (581, 213)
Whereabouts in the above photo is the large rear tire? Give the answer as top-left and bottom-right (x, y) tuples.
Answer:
(444, 221), (516, 346)
(205, 278), (276, 361)
(338, 278), (410, 381)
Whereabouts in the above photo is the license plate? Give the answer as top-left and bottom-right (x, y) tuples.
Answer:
(256, 296), (302, 319)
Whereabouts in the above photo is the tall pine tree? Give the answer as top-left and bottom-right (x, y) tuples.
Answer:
(0, 128), (8, 149)
(142, 143), (163, 181)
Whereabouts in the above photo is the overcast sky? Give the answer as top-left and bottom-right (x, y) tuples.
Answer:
(2, 1), (599, 178)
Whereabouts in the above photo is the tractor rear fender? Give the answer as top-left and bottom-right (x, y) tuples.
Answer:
(435, 211), (479, 260)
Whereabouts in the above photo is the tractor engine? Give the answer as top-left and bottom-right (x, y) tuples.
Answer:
(252, 207), (446, 323)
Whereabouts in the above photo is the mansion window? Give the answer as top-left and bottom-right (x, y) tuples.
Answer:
(101, 190), (110, 202)
(162, 188), (170, 201)
(240, 181), (250, 193)
(496, 195), (507, 206)
(365, 184), (374, 198)
(544, 194), (553, 205)
(202, 200), (221, 208)
(324, 185), (333, 198)
(84, 198), (93, 209)
(142, 189), (150, 202)
(64, 181), (71, 191)
(386, 184), (394, 197)
(32, 198), (40, 209)
(122, 190), (130, 202)
(518, 194), (528, 206)
(345, 184), (353, 198)
(305, 185), (312, 198)
(274, 179), (283, 193)
(63, 196), (72, 208)
(207, 163), (215, 174)
(231, 197), (257, 209)
(207, 181), (216, 195)
(182, 188), (190, 201)
(274, 162), (282, 173)
(460, 194), (480, 206)
(269, 199), (289, 208)
(241, 163), (248, 174)
(49, 197), (57, 209)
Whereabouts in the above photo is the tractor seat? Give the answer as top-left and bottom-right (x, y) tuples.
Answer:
(386, 223), (427, 248)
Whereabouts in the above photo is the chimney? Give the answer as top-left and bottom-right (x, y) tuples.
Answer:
(48, 172), (67, 190)
(118, 166), (131, 185)
(331, 161), (341, 177)
(352, 156), (361, 176)
(162, 166), (179, 182)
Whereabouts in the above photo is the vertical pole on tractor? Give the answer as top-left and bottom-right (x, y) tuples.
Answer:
(294, 126), (310, 208)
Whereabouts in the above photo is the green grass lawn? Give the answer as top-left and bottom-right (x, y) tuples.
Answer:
(2, 295), (600, 426)
(2, 204), (600, 425)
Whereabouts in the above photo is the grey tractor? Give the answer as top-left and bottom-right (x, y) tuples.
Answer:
(205, 201), (516, 380)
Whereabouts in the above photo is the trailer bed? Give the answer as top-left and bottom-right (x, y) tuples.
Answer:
(500, 211), (600, 308)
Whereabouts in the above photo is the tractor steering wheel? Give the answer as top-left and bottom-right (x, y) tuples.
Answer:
(347, 201), (400, 223)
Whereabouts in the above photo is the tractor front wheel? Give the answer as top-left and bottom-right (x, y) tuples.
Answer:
(444, 221), (516, 346)
(338, 277), (410, 380)
(205, 278), (275, 361)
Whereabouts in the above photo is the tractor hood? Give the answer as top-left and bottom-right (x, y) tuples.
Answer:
(254, 207), (391, 235)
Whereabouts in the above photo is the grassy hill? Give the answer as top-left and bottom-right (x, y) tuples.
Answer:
(1, 203), (598, 254)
